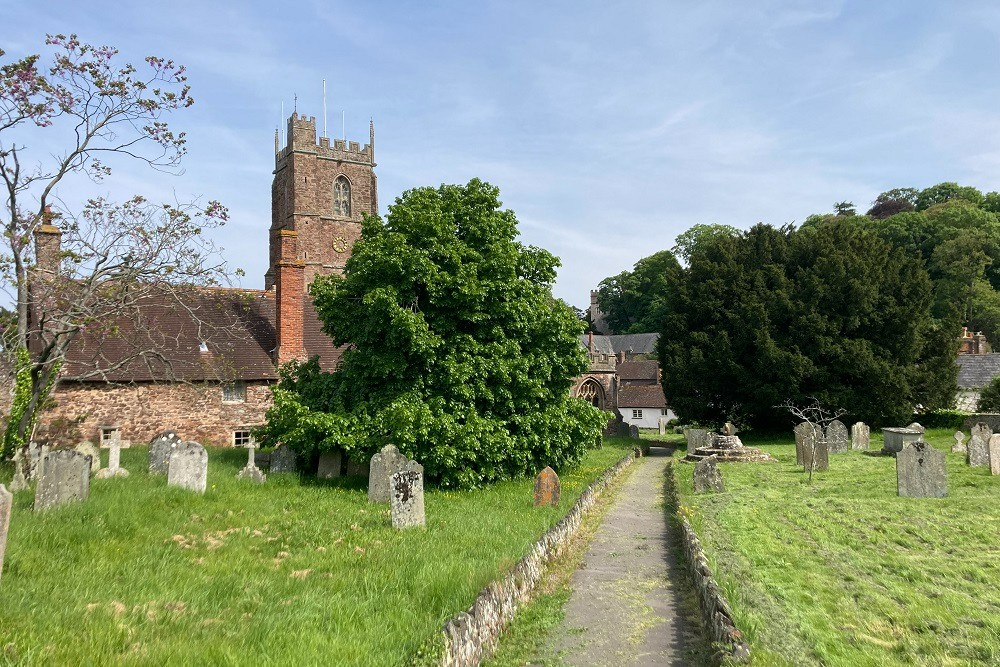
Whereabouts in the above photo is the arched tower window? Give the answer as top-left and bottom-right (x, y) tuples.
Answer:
(576, 379), (604, 410)
(333, 176), (351, 217)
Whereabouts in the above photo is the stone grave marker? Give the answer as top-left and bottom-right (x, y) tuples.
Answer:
(317, 451), (342, 479)
(167, 443), (208, 494)
(25, 442), (42, 481)
(369, 444), (409, 503)
(628, 424), (640, 439)
(851, 422), (870, 451)
(96, 434), (129, 479)
(971, 422), (992, 444)
(882, 428), (922, 454)
(533, 466), (561, 506)
(693, 455), (725, 493)
(658, 418), (666, 436)
(685, 429), (708, 450)
(794, 422), (813, 466)
(148, 431), (183, 476)
(74, 442), (101, 474)
(952, 431), (967, 454)
(803, 432), (829, 472)
(0, 484), (11, 583)
(390, 460), (425, 529)
(896, 441), (947, 498)
(236, 442), (266, 484)
(990, 437), (1000, 476)
(269, 444), (297, 473)
(826, 420), (849, 454)
(968, 434), (990, 467)
(907, 422), (925, 434)
(34, 449), (91, 511)
(9, 448), (28, 493)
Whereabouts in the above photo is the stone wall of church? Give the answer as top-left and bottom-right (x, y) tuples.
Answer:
(38, 381), (274, 447)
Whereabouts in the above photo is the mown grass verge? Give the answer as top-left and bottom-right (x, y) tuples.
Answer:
(0, 440), (632, 666)
(674, 427), (1000, 666)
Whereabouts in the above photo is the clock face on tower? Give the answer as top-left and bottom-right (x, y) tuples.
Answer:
(332, 235), (348, 253)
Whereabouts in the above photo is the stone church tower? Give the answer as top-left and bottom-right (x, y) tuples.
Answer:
(265, 112), (378, 291)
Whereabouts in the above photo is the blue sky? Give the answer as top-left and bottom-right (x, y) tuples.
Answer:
(5, 1), (1000, 308)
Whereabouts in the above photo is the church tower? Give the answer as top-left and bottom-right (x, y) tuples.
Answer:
(265, 113), (378, 291)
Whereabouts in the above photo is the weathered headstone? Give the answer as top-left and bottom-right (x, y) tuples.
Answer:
(34, 449), (91, 511)
(990, 437), (1000, 476)
(952, 431), (967, 454)
(693, 455), (725, 493)
(390, 460), (425, 529)
(533, 466), (561, 506)
(826, 420), (849, 454)
(74, 442), (102, 474)
(972, 422), (992, 444)
(896, 441), (947, 498)
(685, 428), (708, 450)
(968, 434), (990, 467)
(658, 418), (666, 436)
(317, 451), (342, 479)
(794, 422), (813, 466)
(269, 444), (297, 473)
(368, 444), (409, 503)
(96, 435), (129, 479)
(628, 424), (639, 439)
(851, 422), (870, 451)
(236, 443), (266, 484)
(167, 443), (208, 493)
(25, 442), (43, 480)
(907, 422), (925, 434)
(0, 484), (9, 583)
(148, 431), (183, 476)
(803, 432), (829, 472)
(9, 448), (28, 493)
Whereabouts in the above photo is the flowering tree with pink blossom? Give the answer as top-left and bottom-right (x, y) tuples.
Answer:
(0, 35), (236, 458)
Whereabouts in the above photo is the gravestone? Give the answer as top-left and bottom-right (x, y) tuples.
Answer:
(0, 484), (11, 583)
(896, 441), (947, 498)
(74, 442), (101, 474)
(693, 455), (725, 493)
(317, 451), (342, 479)
(851, 422), (870, 451)
(148, 431), (183, 476)
(9, 448), (28, 493)
(346, 457), (370, 477)
(236, 443), (266, 484)
(25, 442), (43, 480)
(794, 422), (813, 466)
(96, 435), (129, 479)
(952, 431), (967, 454)
(907, 422), (925, 434)
(803, 432), (829, 472)
(369, 444), (410, 503)
(658, 418), (666, 436)
(617, 421), (632, 438)
(990, 437), (1000, 476)
(167, 443), (208, 493)
(269, 444), (297, 473)
(533, 467), (561, 506)
(971, 422), (992, 444)
(882, 427), (922, 454)
(34, 449), (91, 511)
(968, 434), (990, 467)
(685, 428), (708, 450)
(390, 460), (425, 529)
(629, 424), (639, 439)
(826, 420), (849, 454)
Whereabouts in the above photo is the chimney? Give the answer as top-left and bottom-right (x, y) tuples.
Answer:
(33, 206), (61, 275)
(616, 350), (626, 364)
(275, 229), (306, 364)
(588, 331), (594, 354)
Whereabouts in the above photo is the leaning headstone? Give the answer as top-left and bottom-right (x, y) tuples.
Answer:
(368, 444), (409, 503)
(794, 422), (813, 466)
(236, 443), (266, 484)
(148, 431), (183, 475)
(533, 467), (561, 506)
(826, 420), (849, 454)
(9, 448), (28, 493)
(897, 441), (947, 498)
(851, 422), (870, 451)
(74, 442), (101, 474)
(96, 435), (129, 479)
(658, 418), (666, 436)
(0, 484), (10, 583)
(693, 455), (725, 493)
(952, 432), (967, 454)
(990, 437), (1000, 476)
(34, 449), (91, 511)
(628, 424), (639, 439)
(907, 422), (925, 434)
(971, 422), (992, 444)
(167, 443), (208, 494)
(390, 460), (425, 529)
(269, 444), (297, 473)
(969, 435), (990, 467)
(317, 451), (342, 479)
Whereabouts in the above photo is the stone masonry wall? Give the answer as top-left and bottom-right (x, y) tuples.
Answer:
(39, 381), (273, 447)
(431, 446), (647, 667)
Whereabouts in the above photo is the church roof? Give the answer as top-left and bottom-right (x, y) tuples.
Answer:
(956, 353), (1000, 389)
(578, 333), (659, 356)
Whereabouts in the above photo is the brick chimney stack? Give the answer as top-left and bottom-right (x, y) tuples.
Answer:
(33, 206), (61, 275)
(275, 229), (306, 365)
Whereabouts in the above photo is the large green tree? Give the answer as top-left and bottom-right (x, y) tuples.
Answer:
(255, 179), (605, 488)
(657, 220), (956, 428)
(595, 250), (681, 334)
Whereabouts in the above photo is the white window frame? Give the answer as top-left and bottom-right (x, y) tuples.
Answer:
(233, 430), (253, 447)
(632, 409), (643, 419)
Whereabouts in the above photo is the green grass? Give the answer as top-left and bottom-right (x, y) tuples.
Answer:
(675, 427), (1000, 666)
(0, 441), (632, 666)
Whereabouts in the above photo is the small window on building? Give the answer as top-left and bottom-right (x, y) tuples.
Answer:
(632, 409), (643, 420)
(100, 427), (120, 445)
(333, 175), (351, 217)
(233, 430), (252, 447)
(222, 381), (247, 403)
(662, 408), (670, 416)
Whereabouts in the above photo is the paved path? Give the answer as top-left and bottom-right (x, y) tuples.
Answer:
(548, 448), (711, 666)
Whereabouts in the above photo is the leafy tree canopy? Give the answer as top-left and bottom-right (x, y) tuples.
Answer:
(595, 250), (681, 334)
(978, 376), (1000, 412)
(255, 179), (606, 489)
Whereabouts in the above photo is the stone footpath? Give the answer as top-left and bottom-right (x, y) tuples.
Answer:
(548, 448), (712, 666)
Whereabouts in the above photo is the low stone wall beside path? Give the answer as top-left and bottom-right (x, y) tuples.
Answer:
(428, 444), (649, 667)
(665, 461), (751, 662)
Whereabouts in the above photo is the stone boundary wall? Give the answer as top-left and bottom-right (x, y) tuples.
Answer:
(430, 445), (648, 667)
(665, 461), (750, 662)
(962, 414), (1000, 432)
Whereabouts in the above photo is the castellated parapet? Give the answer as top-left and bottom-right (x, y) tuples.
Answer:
(276, 113), (375, 167)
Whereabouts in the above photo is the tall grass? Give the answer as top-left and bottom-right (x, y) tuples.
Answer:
(0, 441), (630, 665)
